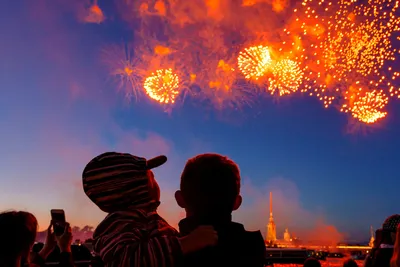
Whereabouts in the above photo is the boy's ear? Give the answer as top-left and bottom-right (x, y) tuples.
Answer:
(233, 195), (242, 211)
(175, 190), (187, 208)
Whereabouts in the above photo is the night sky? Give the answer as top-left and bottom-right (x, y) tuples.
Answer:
(0, 0), (399, 242)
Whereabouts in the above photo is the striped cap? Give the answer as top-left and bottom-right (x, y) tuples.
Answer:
(82, 152), (167, 212)
(382, 214), (400, 232)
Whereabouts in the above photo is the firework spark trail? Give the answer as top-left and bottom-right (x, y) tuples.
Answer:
(101, 43), (144, 101)
(283, 0), (400, 109)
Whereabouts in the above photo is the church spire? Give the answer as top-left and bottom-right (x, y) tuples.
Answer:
(270, 192), (273, 217)
(369, 225), (375, 247)
(266, 192), (277, 243)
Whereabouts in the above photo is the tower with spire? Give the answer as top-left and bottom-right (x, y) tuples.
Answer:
(266, 192), (277, 243)
(369, 225), (375, 247)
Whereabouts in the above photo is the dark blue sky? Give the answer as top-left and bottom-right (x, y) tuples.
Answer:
(0, 0), (399, 241)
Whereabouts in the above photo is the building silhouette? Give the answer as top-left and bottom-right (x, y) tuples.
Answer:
(266, 192), (277, 243)
(284, 228), (291, 242)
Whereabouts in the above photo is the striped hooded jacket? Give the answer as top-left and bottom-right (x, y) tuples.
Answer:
(93, 210), (182, 267)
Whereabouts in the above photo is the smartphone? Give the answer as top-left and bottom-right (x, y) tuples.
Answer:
(51, 209), (66, 236)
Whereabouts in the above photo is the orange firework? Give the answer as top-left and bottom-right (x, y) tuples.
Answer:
(82, 0), (105, 24)
(283, 0), (400, 107)
(238, 45), (272, 80)
(268, 59), (304, 96)
(143, 68), (180, 104)
(154, 45), (171, 56)
(197, 59), (253, 110)
(209, 60), (236, 92)
(340, 88), (389, 124)
(101, 43), (144, 101)
(208, 60), (238, 107)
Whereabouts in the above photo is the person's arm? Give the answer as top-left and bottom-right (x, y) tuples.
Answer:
(56, 223), (75, 267)
(30, 252), (47, 267)
(30, 245), (53, 266)
(31, 222), (57, 267)
(99, 225), (217, 267)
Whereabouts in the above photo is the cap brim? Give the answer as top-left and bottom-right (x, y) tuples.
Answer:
(147, 155), (167, 169)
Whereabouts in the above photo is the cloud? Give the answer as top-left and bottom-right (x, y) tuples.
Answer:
(69, 82), (86, 100)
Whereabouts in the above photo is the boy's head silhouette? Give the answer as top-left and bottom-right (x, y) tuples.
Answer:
(175, 153), (242, 217)
(343, 259), (358, 267)
(82, 152), (167, 213)
(303, 258), (321, 267)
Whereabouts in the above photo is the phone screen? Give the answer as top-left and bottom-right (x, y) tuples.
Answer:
(51, 209), (66, 236)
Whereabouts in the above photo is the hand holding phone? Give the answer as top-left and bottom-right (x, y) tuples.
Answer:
(50, 209), (66, 236)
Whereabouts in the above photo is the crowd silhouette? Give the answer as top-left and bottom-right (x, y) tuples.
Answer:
(1, 152), (399, 267)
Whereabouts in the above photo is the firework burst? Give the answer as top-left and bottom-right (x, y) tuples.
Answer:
(101, 43), (144, 101)
(283, 0), (400, 108)
(340, 88), (389, 124)
(100, 0), (400, 126)
(144, 68), (181, 104)
(238, 45), (272, 80)
(268, 59), (304, 96)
